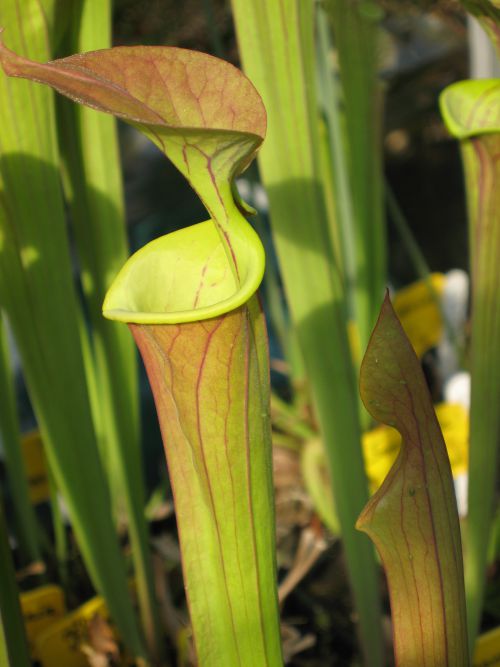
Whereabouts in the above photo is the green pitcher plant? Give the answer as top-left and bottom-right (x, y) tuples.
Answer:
(0, 40), (283, 666)
(440, 78), (500, 653)
(357, 294), (469, 666)
(230, 4), (384, 663)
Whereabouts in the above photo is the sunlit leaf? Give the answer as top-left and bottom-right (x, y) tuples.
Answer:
(0, 6), (145, 659)
(440, 79), (500, 139)
(53, 2), (161, 657)
(356, 293), (468, 667)
(0, 39), (266, 285)
(230, 3), (384, 662)
(0, 317), (41, 564)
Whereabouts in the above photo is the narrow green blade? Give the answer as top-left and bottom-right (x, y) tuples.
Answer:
(0, 315), (41, 565)
(55, 2), (161, 659)
(0, 3), (145, 659)
(0, 502), (31, 667)
(325, 0), (386, 349)
(230, 2), (384, 663)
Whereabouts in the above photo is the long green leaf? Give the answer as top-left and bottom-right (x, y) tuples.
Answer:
(325, 0), (386, 349)
(0, 5), (146, 660)
(54, 1), (162, 659)
(230, 2), (384, 663)
(357, 294), (468, 666)
(0, 619), (10, 667)
(440, 79), (500, 651)
(56, 1), (136, 526)
(0, 314), (41, 565)
(0, 502), (31, 667)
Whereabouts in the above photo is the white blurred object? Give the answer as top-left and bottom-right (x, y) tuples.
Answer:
(454, 472), (469, 518)
(236, 178), (251, 201)
(236, 179), (269, 213)
(444, 371), (471, 410)
(437, 269), (469, 382)
(439, 270), (470, 518)
(442, 269), (469, 332)
(468, 16), (500, 79)
(253, 183), (269, 212)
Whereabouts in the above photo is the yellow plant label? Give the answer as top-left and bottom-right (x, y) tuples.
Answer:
(34, 595), (117, 667)
(362, 424), (401, 494)
(363, 402), (468, 493)
(393, 273), (445, 357)
(20, 585), (66, 658)
(21, 430), (50, 504)
(474, 626), (500, 666)
(435, 402), (469, 476)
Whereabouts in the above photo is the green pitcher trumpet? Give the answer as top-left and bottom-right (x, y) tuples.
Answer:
(105, 257), (281, 667)
(357, 294), (468, 667)
(103, 216), (264, 324)
(440, 78), (500, 652)
(0, 40), (283, 666)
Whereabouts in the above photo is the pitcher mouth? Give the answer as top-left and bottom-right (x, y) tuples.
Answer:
(103, 219), (265, 325)
(439, 79), (500, 139)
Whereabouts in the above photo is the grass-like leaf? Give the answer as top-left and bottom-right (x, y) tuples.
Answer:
(230, 2), (384, 663)
(324, 0), (386, 349)
(0, 502), (31, 667)
(53, 2), (162, 658)
(55, 1), (140, 524)
(0, 5), (146, 660)
(0, 316), (41, 565)
(357, 293), (468, 666)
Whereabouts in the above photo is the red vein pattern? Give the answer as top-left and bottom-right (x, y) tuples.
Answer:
(356, 294), (468, 666)
(130, 297), (282, 667)
(0, 32), (280, 665)
(0, 43), (266, 135)
(0, 42), (265, 282)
